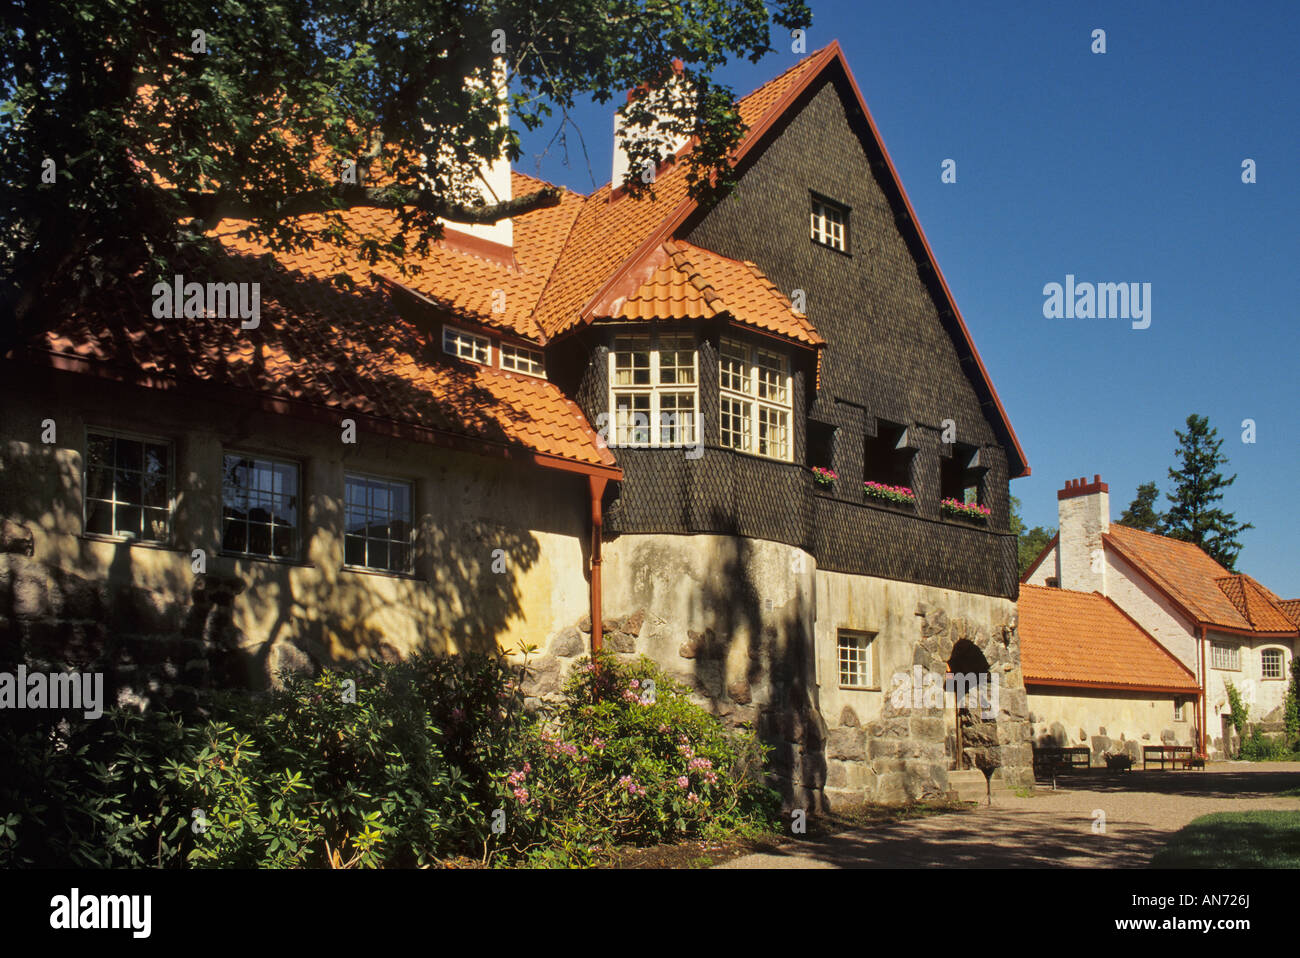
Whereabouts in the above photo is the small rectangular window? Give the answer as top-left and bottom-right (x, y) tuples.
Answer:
(1262, 648), (1284, 679)
(222, 454), (300, 559)
(1211, 642), (1240, 671)
(1173, 698), (1186, 722)
(838, 629), (875, 689)
(84, 430), (172, 543)
(443, 325), (491, 365)
(718, 335), (792, 462)
(344, 474), (413, 573)
(499, 343), (546, 377)
(810, 195), (848, 252)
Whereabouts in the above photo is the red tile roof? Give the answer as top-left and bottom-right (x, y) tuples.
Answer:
(31, 246), (618, 471)
(1105, 525), (1297, 635)
(1019, 585), (1200, 692)
(603, 239), (823, 346)
(1278, 599), (1300, 629)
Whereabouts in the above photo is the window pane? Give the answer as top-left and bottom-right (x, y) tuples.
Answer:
(345, 535), (366, 567)
(116, 438), (143, 473)
(222, 518), (247, 553)
(86, 466), (112, 500)
(248, 523), (272, 556)
(87, 434), (113, 468)
(86, 500), (113, 535)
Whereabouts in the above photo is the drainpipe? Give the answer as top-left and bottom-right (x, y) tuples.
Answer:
(1198, 624), (1208, 755)
(588, 475), (607, 655)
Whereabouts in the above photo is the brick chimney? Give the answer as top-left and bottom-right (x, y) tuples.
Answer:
(1057, 474), (1110, 593)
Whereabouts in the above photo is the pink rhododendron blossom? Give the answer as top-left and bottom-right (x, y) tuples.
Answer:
(676, 776), (689, 789)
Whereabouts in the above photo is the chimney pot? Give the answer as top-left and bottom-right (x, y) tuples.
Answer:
(1094, 474), (1101, 483)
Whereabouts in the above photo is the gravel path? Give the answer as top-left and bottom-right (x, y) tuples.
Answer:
(716, 762), (1300, 869)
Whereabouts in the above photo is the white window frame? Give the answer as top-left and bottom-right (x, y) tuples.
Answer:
(810, 194), (848, 252)
(83, 427), (175, 544)
(719, 335), (793, 462)
(608, 332), (699, 448)
(1261, 648), (1285, 680)
(499, 342), (546, 378)
(1173, 698), (1186, 722)
(220, 452), (301, 560)
(837, 629), (876, 690)
(443, 325), (492, 365)
(1211, 642), (1240, 672)
(343, 472), (415, 574)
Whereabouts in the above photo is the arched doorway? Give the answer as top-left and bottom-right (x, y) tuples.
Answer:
(945, 639), (998, 771)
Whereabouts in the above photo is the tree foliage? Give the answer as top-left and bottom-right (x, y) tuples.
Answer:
(0, 0), (811, 342)
(1010, 494), (1055, 579)
(1163, 414), (1252, 570)
(1116, 480), (1163, 533)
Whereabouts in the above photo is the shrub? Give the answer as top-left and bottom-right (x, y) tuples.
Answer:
(1239, 727), (1293, 762)
(495, 652), (780, 865)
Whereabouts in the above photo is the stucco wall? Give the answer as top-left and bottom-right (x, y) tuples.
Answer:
(0, 374), (591, 703)
(1027, 686), (1193, 764)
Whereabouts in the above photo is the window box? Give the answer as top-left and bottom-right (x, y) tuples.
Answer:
(812, 466), (837, 488)
(941, 497), (991, 522)
(863, 481), (916, 506)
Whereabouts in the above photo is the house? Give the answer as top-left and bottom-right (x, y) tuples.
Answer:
(1022, 475), (1299, 757)
(0, 43), (1036, 807)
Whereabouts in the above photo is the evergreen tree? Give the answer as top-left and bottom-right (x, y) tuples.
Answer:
(1010, 495), (1056, 578)
(1117, 481), (1163, 532)
(1163, 414), (1253, 570)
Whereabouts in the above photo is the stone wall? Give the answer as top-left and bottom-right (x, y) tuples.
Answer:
(1026, 686), (1193, 765)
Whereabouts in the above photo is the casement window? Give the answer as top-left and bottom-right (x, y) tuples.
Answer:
(221, 454), (300, 559)
(1261, 648), (1284, 680)
(810, 194), (848, 252)
(1211, 642), (1240, 671)
(443, 325), (491, 365)
(1173, 698), (1187, 722)
(84, 430), (172, 543)
(609, 333), (698, 447)
(837, 629), (876, 689)
(718, 336), (792, 461)
(499, 343), (546, 378)
(344, 474), (413, 574)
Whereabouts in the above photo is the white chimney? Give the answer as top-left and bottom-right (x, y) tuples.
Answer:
(436, 59), (513, 250)
(1057, 474), (1110, 593)
(611, 61), (693, 192)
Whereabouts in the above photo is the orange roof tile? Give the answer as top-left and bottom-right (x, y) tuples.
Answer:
(604, 240), (823, 346)
(1278, 599), (1300, 629)
(1104, 525), (1297, 635)
(1019, 585), (1200, 692)
(532, 46), (836, 341)
(30, 246), (616, 470)
(212, 171), (583, 344)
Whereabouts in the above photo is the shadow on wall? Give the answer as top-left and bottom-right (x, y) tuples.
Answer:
(691, 522), (825, 812)
(0, 438), (543, 707)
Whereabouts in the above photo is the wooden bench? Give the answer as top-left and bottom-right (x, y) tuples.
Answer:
(1032, 746), (1091, 779)
(1143, 745), (1198, 769)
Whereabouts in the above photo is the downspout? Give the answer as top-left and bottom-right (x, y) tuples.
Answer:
(1198, 624), (1208, 755)
(588, 475), (607, 655)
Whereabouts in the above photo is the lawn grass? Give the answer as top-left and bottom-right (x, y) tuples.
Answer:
(1150, 811), (1300, 868)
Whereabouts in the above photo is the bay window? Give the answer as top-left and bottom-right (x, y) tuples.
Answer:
(719, 336), (792, 461)
(609, 333), (698, 447)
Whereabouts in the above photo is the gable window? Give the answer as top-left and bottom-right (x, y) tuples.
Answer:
(810, 194), (848, 252)
(443, 325), (491, 365)
(719, 336), (792, 461)
(221, 454), (299, 559)
(344, 474), (413, 573)
(84, 430), (172, 543)
(499, 343), (546, 378)
(1211, 642), (1240, 671)
(609, 332), (698, 447)
(1262, 648), (1284, 680)
(837, 629), (876, 689)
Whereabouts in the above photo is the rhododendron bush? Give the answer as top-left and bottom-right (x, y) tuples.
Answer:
(498, 652), (779, 864)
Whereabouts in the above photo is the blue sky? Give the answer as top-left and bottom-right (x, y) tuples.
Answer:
(515, 0), (1299, 595)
